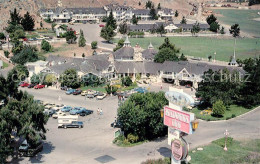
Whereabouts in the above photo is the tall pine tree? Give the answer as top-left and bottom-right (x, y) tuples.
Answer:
(106, 11), (117, 30)
(21, 12), (35, 31)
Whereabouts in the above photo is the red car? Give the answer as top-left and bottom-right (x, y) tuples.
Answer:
(99, 24), (104, 27)
(20, 82), (30, 87)
(34, 84), (45, 89)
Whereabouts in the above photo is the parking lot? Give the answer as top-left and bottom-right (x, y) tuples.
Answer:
(18, 87), (168, 164)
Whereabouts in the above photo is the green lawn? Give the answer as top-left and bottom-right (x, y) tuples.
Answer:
(3, 62), (9, 68)
(80, 86), (106, 92)
(190, 138), (260, 164)
(213, 9), (260, 37)
(117, 37), (260, 62)
(191, 105), (254, 121)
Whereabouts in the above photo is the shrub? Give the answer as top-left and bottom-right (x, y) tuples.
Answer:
(41, 39), (51, 52)
(4, 50), (10, 58)
(123, 139), (130, 145)
(212, 100), (226, 117)
(127, 134), (139, 143)
(231, 114), (236, 118)
(91, 41), (98, 49)
(121, 76), (133, 87)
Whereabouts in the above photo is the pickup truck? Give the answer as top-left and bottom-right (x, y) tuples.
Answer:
(61, 121), (84, 129)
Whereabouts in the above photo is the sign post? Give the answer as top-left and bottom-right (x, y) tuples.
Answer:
(164, 87), (197, 164)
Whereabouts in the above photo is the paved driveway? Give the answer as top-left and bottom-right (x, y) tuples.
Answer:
(68, 24), (115, 51)
(17, 87), (260, 164)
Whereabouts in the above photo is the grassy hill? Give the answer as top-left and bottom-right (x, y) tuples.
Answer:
(214, 9), (260, 38)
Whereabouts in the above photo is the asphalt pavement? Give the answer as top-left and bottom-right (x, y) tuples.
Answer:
(17, 86), (260, 164)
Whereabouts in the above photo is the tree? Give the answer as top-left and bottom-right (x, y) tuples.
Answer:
(229, 24), (240, 37)
(154, 48), (179, 63)
(220, 26), (225, 34)
(113, 39), (125, 52)
(51, 23), (57, 31)
(21, 12), (35, 31)
(107, 11), (117, 30)
(4, 50), (10, 58)
(44, 74), (56, 86)
(118, 92), (168, 141)
(41, 39), (51, 52)
(82, 53), (85, 58)
(196, 69), (241, 106)
(156, 24), (166, 37)
(206, 14), (217, 26)
(119, 21), (128, 34)
(150, 7), (158, 20)
(159, 37), (180, 52)
(100, 25), (116, 42)
(249, 0), (260, 6)
(157, 3), (161, 9)
(9, 8), (21, 25)
(105, 84), (118, 94)
(209, 21), (220, 32)
(212, 100), (226, 117)
(11, 41), (24, 54)
(146, 0), (153, 9)
(40, 21), (43, 28)
(11, 45), (38, 65)
(191, 22), (201, 36)
(78, 29), (86, 47)
(208, 55), (212, 61)
(60, 69), (80, 88)
(8, 64), (29, 83)
(175, 10), (179, 17)
(180, 16), (187, 24)
(31, 73), (45, 84)
(238, 58), (260, 107)
(65, 28), (77, 44)
(131, 14), (138, 25)
(121, 76), (133, 87)
(82, 73), (104, 87)
(138, 1), (141, 6)
(180, 53), (187, 61)
(91, 41), (98, 49)
(0, 32), (5, 40)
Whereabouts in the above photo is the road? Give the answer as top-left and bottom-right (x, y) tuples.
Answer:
(69, 24), (115, 51)
(17, 87), (260, 164)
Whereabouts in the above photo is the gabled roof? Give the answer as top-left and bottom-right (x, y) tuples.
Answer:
(67, 8), (106, 15)
(132, 9), (150, 15)
(142, 49), (158, 60)
(113, 47), (135, 59)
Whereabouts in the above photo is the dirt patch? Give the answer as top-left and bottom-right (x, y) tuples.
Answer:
(44, 43), (106, 58)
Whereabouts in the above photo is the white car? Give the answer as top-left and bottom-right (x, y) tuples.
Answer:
(52, 112), (66, 119)
(96, 93), (106, 100)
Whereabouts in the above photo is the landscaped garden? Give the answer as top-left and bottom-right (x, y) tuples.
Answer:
(189, 138), (260, 164)
(191, 105), (254, 121)
(115, 37), (260, 62)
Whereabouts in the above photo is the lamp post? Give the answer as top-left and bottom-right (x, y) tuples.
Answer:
(224, 129), (229, 151)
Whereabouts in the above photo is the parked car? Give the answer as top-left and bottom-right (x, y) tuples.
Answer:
(61, 106), (72, 112)
(99, 24), (105, 27)
(73, 89), (82, 95)
(19, 140), (43, 157)
(111, 120), (122, 128)
(61, 86), (68, 91)
(69, 107), (81, 115)
(81, 90), (88, 96)
(96, 92), (106, 100)
(61, 121), (84, 129)
(134, 87), (147, 93)
(79, 109), (94, 116)
(18, 81), (25, 86)
(52, 112), (66, 119)
(34, 84), (45, 89)
(66, 89), (76, 95)
(44, 109), (56, 117)
(28, 84), (36, 88)
(21, 82), (30, 87)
